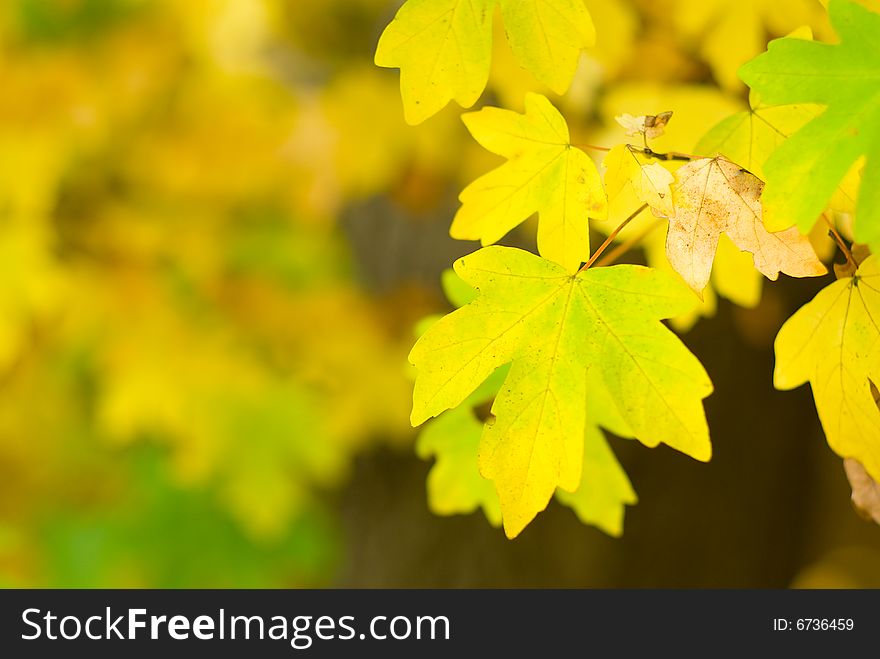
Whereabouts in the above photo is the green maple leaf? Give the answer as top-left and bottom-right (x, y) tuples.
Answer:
(409, 246), (712, 537)
(451, 93), (606, 273)
(738, 0), (879, 244)
(774, 255), (880, 484)
(374, 0), (595, 124)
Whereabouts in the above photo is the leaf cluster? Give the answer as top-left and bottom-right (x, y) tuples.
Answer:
(380, 0), (880, 536)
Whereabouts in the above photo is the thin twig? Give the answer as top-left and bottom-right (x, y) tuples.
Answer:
(822, 213), (854, 266)
(580, 203), (649, 271)
(594, 218), (663, 268)
(571, 142), (702, 161)
(637, 146), (699, 162)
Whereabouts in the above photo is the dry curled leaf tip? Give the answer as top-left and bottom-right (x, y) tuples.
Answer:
(615, 111), (673, 139)
(844, 458), (880, 526)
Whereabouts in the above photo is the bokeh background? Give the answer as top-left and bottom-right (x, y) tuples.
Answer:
(0, 0), (877, 588)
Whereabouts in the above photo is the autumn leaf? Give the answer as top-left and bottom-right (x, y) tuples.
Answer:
(375, 0), (595, 124)
(641, 223), (762, 331)
(665, 156), (826, 294)
(555, 424), (636, 537)
(418, 404), (637, 535)
(672, 0), (832, 91)
(599, 84), (741, 156)
(451, 93), (606, 272)
(603, 144), (675, 217)
(498, 0), (596, 94)
(695, 91), (818, 183)
(844, 458), (880, 525)
(696, 30), (861, 219)
(417, 403), (504, 527)
(414, 273), (500, 525)
(774, 255), (880, 484)
(614, 111), (673, 140)
(417, 271), (635, 535)
(739, 0), (880, 247)
(415, 363), (507, 526)
(597, 85), (760, 327)
(409, 246), (712, 537)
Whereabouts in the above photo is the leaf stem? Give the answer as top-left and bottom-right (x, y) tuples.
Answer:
(594, 218), (663, 268)
(572, 142), (611, 152)
(581, 203), (648, 271)
(822, 213), (854, 266)
(571, 142), (701, 162)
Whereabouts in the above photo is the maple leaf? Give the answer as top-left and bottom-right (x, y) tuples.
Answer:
(598, 87), (764, 325)
(774, 255), (880, 483)
(555, 424), (636, 537)
(498, 0), (596, 95)
(739, 0), (880, 247)
(845, 458), (880, 525)
(451, 93), (606, 273)
(603, 144), (675, 217)
(695, 91), (819, 183)
(374, 0), (595, 125)
(672, 0), (832, 91)
(417, 272), (635, 535)
(643, 223), (763, 330)
(409, 246), (712, 537)
(665, 156), (826, 294)
(696, 31), (860, 220)
(417, 403), (637, 535)
(416, 359), (506, 527)
(417, 403), (504, 527)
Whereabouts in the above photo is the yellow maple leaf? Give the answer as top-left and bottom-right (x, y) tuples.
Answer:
(775, 255), (880, 483)
(555, 425), (637, 537)
(410, 246), (712, 537)
(452, 93), (606, 273)
(375, 0), (595, 124)
(417, 404), (503, 527)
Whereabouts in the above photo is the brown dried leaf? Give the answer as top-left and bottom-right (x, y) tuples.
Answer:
(666, 157), (827, 294)
(615, 111), (673, 140)
(844, 458), (880, 526)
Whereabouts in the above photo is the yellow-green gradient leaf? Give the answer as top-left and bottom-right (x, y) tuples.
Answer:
(409, 246), (712, 537)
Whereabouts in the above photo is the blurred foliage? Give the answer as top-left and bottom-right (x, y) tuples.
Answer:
(0, 0), (422, 587)
(0, 0), (875, 587)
